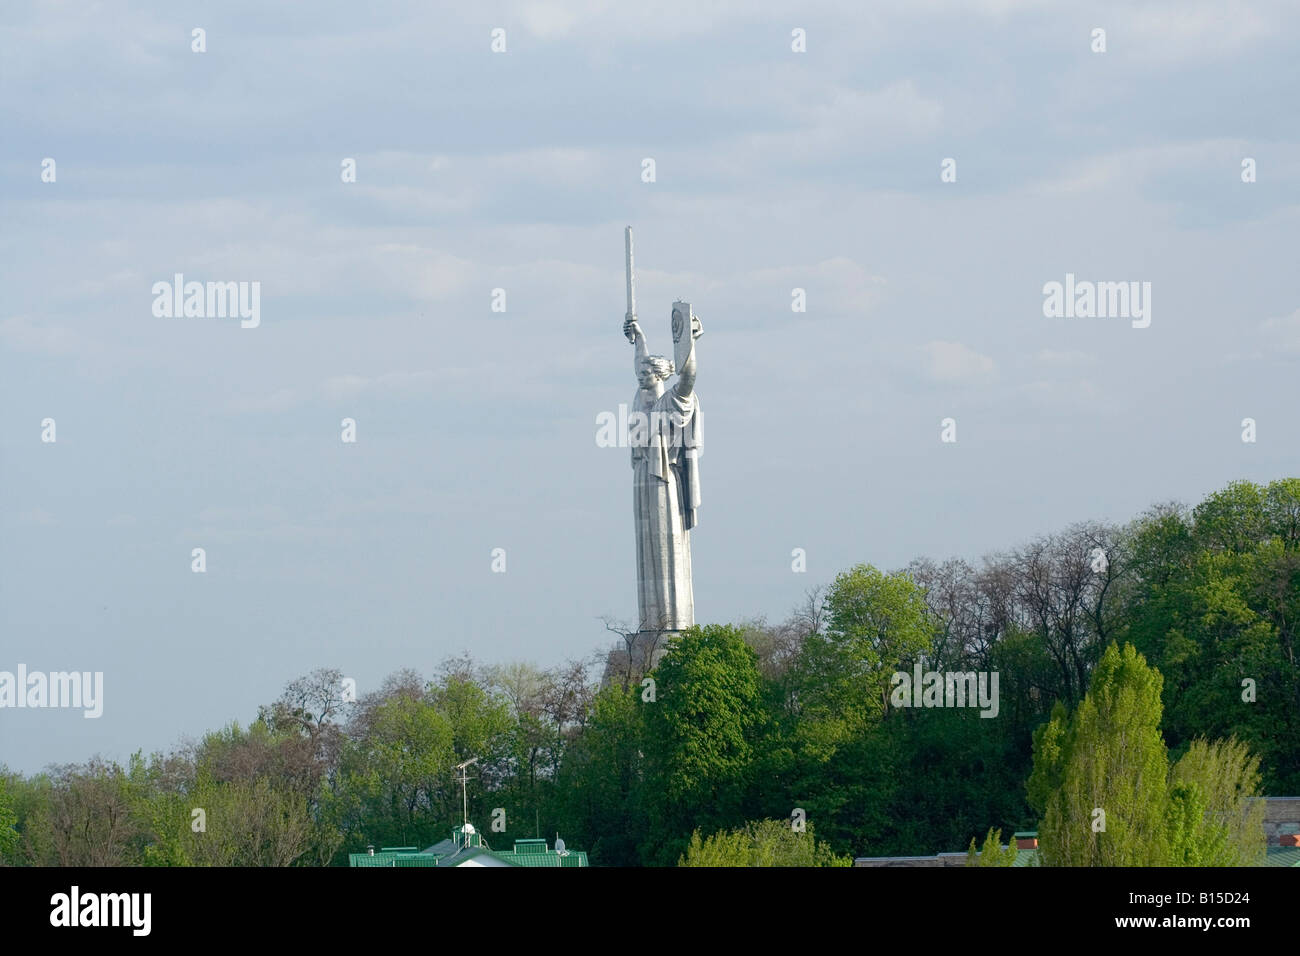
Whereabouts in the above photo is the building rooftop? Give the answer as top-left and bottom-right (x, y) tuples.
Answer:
(350, 825), (588, 868)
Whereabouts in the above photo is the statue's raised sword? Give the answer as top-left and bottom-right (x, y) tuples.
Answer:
(624, 226), (637, 344)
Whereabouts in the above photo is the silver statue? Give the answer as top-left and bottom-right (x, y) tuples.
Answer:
(622, 227), (703, 637)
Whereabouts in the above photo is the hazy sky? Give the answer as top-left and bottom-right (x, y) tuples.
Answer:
(2, 0), (1297, 774)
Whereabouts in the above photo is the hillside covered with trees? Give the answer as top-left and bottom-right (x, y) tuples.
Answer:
(2, 478), (1297, 866)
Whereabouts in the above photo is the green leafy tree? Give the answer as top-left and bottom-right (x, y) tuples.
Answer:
(488, 661), (553, 836)
(1029, 643), (1171, 866)
(329, 692), (456, 853)
(778, 565), (935, 856)
(1164, 781), (1222, 866)
(794, 565), (936, 748)
(22, 758), (148, 866)
(425, 661), (516, 827)
(0, 774), (19, 861)
(1126, 480), (1300, 794)
(1029, 643), (1269, 866)
(678, 819), (851, 867)
(1192, 480), (1268, 553)
(641, 624), (769, 865)
(1167, 737), (1265, 866)
(966, 826), (1017, 866)
(147, 773), (316, 866)
(678, 825), (751, 866)
(553, 683), (646, 867)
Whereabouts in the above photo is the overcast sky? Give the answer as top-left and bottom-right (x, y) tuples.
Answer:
(2, 0), (1297, 774)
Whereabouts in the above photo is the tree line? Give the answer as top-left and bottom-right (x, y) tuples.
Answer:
(1, 478), (1296, 866)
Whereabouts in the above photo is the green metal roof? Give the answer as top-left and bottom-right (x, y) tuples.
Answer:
(1263, 846), (1300, 867)
(350, 851), (444, 867)
(349, 833), (589, 867)
(493, 848), (589, 867)
(420, 839), (459, 856)
(511, 839), (550, 855)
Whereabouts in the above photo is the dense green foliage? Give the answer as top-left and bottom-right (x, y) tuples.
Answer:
(679, 819), (851, 867)
(0, 777), (18, 859)
(1029, 643), (1266, 865)
(1167, 737), (1266, 866)
(1, 478), (1295, 867)
(966, 827), (1017, 866)
(1029, 643), (1175, 865)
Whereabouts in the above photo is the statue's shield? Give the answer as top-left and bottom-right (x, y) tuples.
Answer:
(671, 300), (694, 373)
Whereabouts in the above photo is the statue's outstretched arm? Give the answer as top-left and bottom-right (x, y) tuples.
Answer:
(673, 314), (702, 397)
(624, 317), (648, 378)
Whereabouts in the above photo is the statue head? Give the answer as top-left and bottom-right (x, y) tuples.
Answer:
(638, 354), (675, 388)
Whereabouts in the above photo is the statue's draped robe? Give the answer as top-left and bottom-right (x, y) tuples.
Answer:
(631, 386), (701, 633)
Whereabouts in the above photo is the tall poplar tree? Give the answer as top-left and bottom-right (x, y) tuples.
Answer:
(1028, 643), (1170, 865)
(1028, 643), (1266, 866)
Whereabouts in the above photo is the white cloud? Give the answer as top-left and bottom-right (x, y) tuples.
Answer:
(0, 315), (87, 355)
(196, 504), (289, 525)
(323, 370), (436, 401)
(1115, 1), (1275, 63)
(1034, 349), (1095, 367)
(1261, 309), (1300, 353)
(729, 80), (946, 165)
(227, 388), (303, 414)
(1025, 140), (1244, 197)
(922, 340), (996, 384)
(14, 507), (56, 526)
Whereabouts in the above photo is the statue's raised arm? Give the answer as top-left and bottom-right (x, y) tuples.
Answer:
(624, 316), (649, 380)
(671, 304), (703, 398)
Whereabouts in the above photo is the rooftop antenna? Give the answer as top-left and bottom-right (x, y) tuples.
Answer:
(455, 757), (479, 830)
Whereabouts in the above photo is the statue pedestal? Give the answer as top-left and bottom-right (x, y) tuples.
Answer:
(629, 629), (677, 672)
(600, 629), (680, 689)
